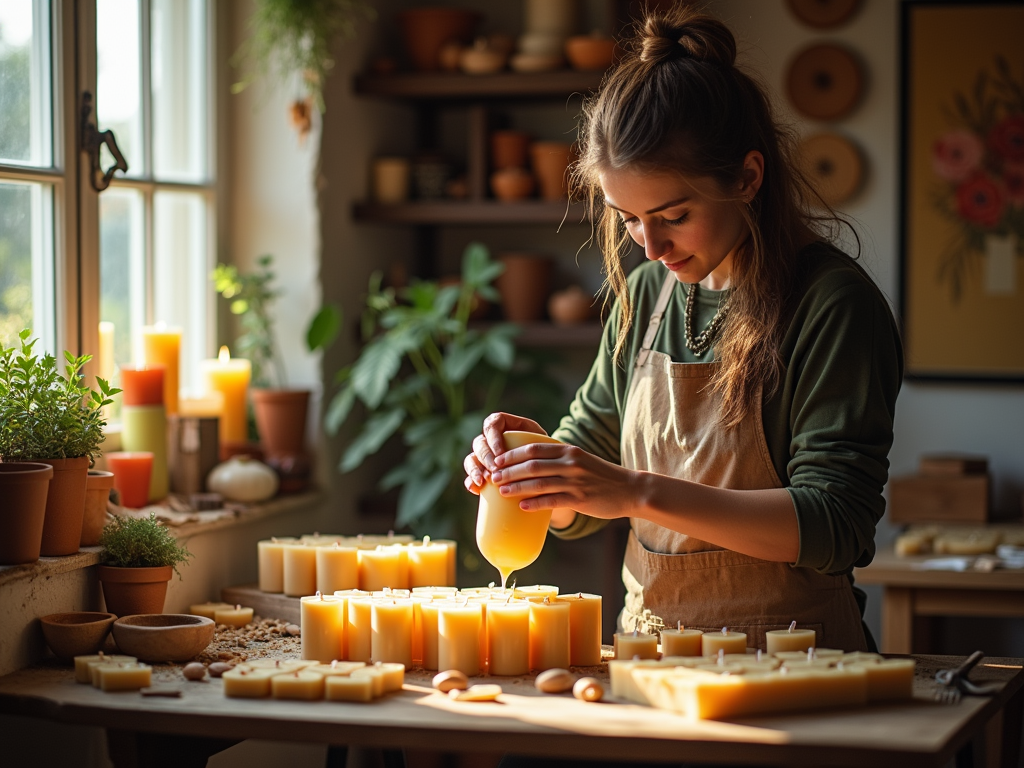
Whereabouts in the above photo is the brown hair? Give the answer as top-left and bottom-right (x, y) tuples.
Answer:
(575, 6), (853, 427)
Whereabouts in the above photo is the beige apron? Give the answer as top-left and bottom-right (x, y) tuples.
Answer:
(619, 275), (867, 652)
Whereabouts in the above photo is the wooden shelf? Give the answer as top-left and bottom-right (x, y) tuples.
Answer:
(473, 322), (604, 348)
(352, 200), (590, 225)
(354, 70), (605, 101)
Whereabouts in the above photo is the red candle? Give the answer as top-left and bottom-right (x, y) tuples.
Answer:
(106, 452), (154, 508)
(120, 366), (165, 406)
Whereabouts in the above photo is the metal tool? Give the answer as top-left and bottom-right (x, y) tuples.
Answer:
(934, 650), (1001, 704)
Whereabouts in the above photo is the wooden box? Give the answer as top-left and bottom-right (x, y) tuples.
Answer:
(888, 473), (990, 525)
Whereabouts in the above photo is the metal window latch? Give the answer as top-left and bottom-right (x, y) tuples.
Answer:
(80, 91), (128, 192)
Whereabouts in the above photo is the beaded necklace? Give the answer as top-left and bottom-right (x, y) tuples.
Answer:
(683, 283), (731, 356)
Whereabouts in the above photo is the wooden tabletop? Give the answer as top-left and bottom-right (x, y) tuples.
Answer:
(855, 550), (1024, 590)
(0, 655), (1021, 767)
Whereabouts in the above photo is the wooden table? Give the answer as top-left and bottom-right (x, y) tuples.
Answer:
(0, 655), (1022, 768)
(855, 550), (1024, 654)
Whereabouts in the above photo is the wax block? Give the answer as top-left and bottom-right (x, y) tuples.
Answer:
(74, 654), (135, 685)
(851, 658), (916, 701)
(775, 648), (842, 661)
(513, 585), (559, 602)
(325, 674), (374, 702)
(272, 671), (325, 700)
(222, 668), (280, 698)
(608, 659), (680, 703)
(351, 666), (385, 697)
(306, 661), (366, 677)
(376, 662), (406, 693)
(243, 659), (315, 671)
(94, 663), (152, 692)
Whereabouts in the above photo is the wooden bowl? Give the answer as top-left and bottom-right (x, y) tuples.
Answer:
(491, 168), (535, 201)
(40, 612), (116, 659)
(112, 614), (215, 663)
(565, 36), (617, 71)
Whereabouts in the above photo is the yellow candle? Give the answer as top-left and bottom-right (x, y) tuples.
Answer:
(223, 667), (279, 698)
(850, 658), (916, 701)
(419, 599), (443, 671)
(93, 662), (152, 692)
(701, 628), (748, 656)
(272, 671), (325, 700)
(613, 630), (658, 660)
(765, 622), (816, 655)
(558, 592), (602, 667)
(432, 538), (458, 586)
(528, 597), (570, 671)
(513, 585), (559, 602)
(74, 654), (135, 684)
(214, 605), (253, 627)
(438, 601), (482, 676)
(487, 599), (530, 676)
(325, 674), (374, 702)
(257, 537), (296, 593)
(179, 392), (224, 418)
(301, 593), (344, 662)
(200, 346), (251, 446)
(351, 666), (385, 697)
(411, 595), (428, 666)
(408, 537), (449, 587)
(476, 431), (563, 588)
(347, 597), (373, 663)
(333, 589), (370, 660)
(142, 323), (182, 416)
(316, 542), (360, 594)
(371, 599), (414, 666)
(189, 602), (233, 620)
(358, 546), (405, 591)
(660, 625), (703, 657)
(97, 321), (115, 382)
(282, 542), (317, 597)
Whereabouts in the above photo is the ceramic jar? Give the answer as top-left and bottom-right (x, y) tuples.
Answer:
(491, 168), (535, 201)
(492, 131), (531, 171)
(565, 34), (617, 71)
(495, 253), (553, 323)
(530, 142), (576, 201)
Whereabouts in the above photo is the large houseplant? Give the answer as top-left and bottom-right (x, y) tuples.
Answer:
(97, 513), (193, 616)
(324, 243), (563, 568)
(0, 329), (119, 557)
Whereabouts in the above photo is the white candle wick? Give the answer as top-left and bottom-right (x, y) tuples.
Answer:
(807, 648), (814, 661)
(235, 604), (241, 610)
(677, 620), (682, 631)
(505, 595), (512, 605)
(722, 626), (728, 635)
(357, 534), (363, 541)
(788, 620), (797, 633)
(388, 530), (394, 539)
(543, 596), (550, 604)
(331, 660), (338, 669)
(488, 582), (495, 589)
(333, 541), (339, 548)
(756, 649), (762, 662)
(632, 654), (641, 661)
(271, 537), (278, 543)
(717, 649), (725, 665)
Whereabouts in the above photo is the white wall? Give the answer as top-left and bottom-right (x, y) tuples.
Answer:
(713, 0), (1024, 646)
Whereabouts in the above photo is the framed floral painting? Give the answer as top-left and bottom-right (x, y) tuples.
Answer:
(899, 0), (1024, 381)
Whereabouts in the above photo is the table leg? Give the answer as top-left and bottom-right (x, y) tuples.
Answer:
(326, 745), (349, 768)
(1000, 682), (1023, 768)
(882, 587), (913, 654)
(106, 729), (240, 768)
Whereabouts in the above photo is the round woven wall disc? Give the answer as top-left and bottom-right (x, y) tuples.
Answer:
(798, 132), (863, 207)
(787, 44), (863, 121)
(785, 0), (861, 29)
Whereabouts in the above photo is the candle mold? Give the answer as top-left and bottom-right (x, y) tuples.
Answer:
(111, 614), (215, 663)
(39, 612), (116, 660)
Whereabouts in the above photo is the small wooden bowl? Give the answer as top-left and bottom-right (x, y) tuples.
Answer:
(112, 614), (215, 663)
(40, 612), (116, 659)
(565, 36), (617, 71)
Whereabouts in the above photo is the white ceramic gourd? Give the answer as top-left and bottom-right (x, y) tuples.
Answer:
(207, 456), (278, 502)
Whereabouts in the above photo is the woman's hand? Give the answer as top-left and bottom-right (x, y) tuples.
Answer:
(463, 412), (546, 496)
(488, 442), (642, 521)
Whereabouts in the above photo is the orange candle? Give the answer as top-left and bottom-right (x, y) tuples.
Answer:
(120, 365), (164, 406)
(141, 324), (181, 415)
(200, 346), (251, 447)
(106, 452), (154, 508)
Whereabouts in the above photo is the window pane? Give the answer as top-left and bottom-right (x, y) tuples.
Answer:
(97, 0), (142, 176)
(152, 0), (207, 182)
(0, 181), (54, 351)
(0, 0), (52, 167)
(154, 191), (208, 394)
(100, 187), (145, 375)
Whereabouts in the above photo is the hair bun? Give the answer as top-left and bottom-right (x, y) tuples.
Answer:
(638, 10), (737, 68)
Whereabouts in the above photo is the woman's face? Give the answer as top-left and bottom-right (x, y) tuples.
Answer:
(599, 166), (753, 290)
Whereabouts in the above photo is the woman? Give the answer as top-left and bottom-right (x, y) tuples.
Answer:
(464, 8), (902, 652)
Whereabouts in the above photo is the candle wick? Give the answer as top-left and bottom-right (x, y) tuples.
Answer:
(722, 627), (728, 636)
(235, 605), (240, 610)
(756, 649), (762, 661)
(488, 582), (495, 589)
(313, 532), (319, 537)
(271, 537), (278, 543)
(717, 649), (725, 665)
(331, 660), (338, 669)
(505, 595), (512, 605)
(543, 596), (550, 604)
(316, 591), (323, 600)
(388, 530), (394, 539)
(788, 620), (797, 633)
(677, 620), (682, 631)
(807, 648), (814, 661)
(632, 654), (641, 661)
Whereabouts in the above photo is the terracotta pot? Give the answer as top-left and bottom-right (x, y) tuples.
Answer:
(398, 8), (481, 72)
(251, 389), (310, 460)
(565, 35), (617, 71)
(491, 167), (535, 202)
(97, 564), (173, 617)
(548, 285), (595, 325)
(491, 130), (531, 171)
(36, 456), (90, 557)
(80, 470), (114, 547)
(0, 462), (53, 564)
(530, 141), (576, 200)
(496, 253), (554, 323)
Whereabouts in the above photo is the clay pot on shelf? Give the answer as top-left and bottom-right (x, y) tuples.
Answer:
(0, 462), (53, 565)
(565, 33), (617, 71)
(398, 8), (481, 72)
(438, 41), (465, 72)
(491, 167), (535, 201)
(80, 470), (114, 547)
(491, 130), (531, 171)
(530, 141), (576, 201)
(496, 253), (553, 323)
(37, 455), (90, 557)
(97, 564), (173, 617)
(460, 38), (508, 75)
(252, 389), (310, 461)
(548, 285), (595, 325)
(510, 53), (565, 73)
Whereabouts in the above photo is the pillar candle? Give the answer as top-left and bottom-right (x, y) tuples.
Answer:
(371, 599), (414, 666)
(97, 321), (115, 382)
(272, 671), (325, 700)
(282, 542), (317, 597)
(358, 546), (405, 591)
(141, 323), (182, 416)
(411, 596), (428, 666)
(432, 538), (458, 586)
(347, 597), (373, 663)
(316, 542), (359, 594)
(701, 628), (748, 656)
(200, 346), (251, 447)
(438, 601), (482, 676)
(487, 599), (530, 676)
(407, 537), (449, 587)
(257, 537), (296, 593)
(419, 599), (443, 671)
(660, 626), (704, 657)
(120, 365), (169, 502)
(514, 585), (559, 602)
(93, 662), (152, 692)
(120, 365), (164, 405)
(613, 629), (658, 660)
(765, 623), (816, 655)
(214, 604), (253, 627)
(301, 593), (344, 662)
(106, 451), (154, 509)
(190, 602), (233, 620)
(529, 598), (570, 671)
(558, 592), (602, 667)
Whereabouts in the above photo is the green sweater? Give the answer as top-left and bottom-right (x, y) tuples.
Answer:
(550, 244), (903, 576)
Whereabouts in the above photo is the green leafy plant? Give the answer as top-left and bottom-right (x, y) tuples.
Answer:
(213, 255), (283, 389)
(0, 329), (120, 464)
(100, 513), (193, 575)
(325, 243), (563, 563)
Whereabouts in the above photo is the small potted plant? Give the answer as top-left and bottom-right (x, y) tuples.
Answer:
(97, 513), (193, 616)
(0, 329), (119, 558)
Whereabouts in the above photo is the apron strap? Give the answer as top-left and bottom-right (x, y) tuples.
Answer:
(635, 274), (679, 368)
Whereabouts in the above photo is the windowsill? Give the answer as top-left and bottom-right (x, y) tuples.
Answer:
(0, 491), (322, 589)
